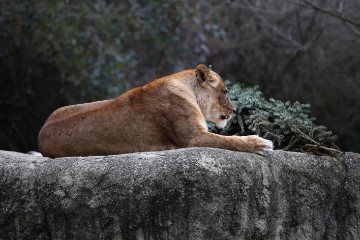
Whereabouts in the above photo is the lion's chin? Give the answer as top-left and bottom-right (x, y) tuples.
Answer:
(215, 119), (228, 129)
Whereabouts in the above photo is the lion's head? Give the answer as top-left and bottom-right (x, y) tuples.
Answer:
(194, 64), (235, 129)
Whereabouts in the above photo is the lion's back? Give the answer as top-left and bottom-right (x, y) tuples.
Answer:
(38, 69), (199, 157)
(44, 99), (114, 126)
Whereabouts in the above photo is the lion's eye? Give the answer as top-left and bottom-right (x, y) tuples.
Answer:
(223, 90), (228, 95)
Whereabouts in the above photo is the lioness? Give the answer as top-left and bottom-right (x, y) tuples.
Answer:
(38, 64), (272, 157)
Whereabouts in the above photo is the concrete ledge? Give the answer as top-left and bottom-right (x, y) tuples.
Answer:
(0, 148), (358, 239)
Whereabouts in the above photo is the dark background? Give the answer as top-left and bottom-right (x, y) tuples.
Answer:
(1, 0), (359, 153)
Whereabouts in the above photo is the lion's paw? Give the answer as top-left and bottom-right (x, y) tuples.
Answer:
(245, 135), (273, 153)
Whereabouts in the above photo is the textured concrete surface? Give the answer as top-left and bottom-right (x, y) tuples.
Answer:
(0, 148), (358, 240)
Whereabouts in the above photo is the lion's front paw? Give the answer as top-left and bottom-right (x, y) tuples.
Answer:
(244, 135), (273, 153)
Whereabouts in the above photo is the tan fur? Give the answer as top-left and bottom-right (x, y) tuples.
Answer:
(38, 64), (272, 157)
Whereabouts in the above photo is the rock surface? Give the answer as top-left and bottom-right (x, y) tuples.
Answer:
(0, 148), (358, 240)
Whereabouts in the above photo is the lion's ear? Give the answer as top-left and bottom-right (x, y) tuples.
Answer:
(195, 64), (210, 84)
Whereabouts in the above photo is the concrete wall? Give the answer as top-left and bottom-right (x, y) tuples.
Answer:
(0, 148), (359, 240)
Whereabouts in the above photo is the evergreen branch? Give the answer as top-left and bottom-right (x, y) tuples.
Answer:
(303, 144), (343, 155)
(282, 136), (298, 151)
(288, 122), (320, 145)
(211, 83), (340, 156)
(331, 143), (341, 151)
(236, 114), (245, 133)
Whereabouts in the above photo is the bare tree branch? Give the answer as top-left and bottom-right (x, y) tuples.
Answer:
(338, 0), (344, 12)
(235, 1), (307, 50)
(302, 0), (360, 27)
(346, 22), (360, 37)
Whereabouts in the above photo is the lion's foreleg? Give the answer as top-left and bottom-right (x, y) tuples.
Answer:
(189, 132), (273, 153)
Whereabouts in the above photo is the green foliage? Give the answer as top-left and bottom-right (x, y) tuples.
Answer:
(0, 0), (191, 152)
(0, 0), (131, 151)
(0, 1), (130, 103)
(209, 83), (341, 156)
(0, 0), (357, 155)
(118, 0), (192, 69)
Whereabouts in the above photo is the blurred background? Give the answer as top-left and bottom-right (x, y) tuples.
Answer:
(0, 0), (359, 153)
